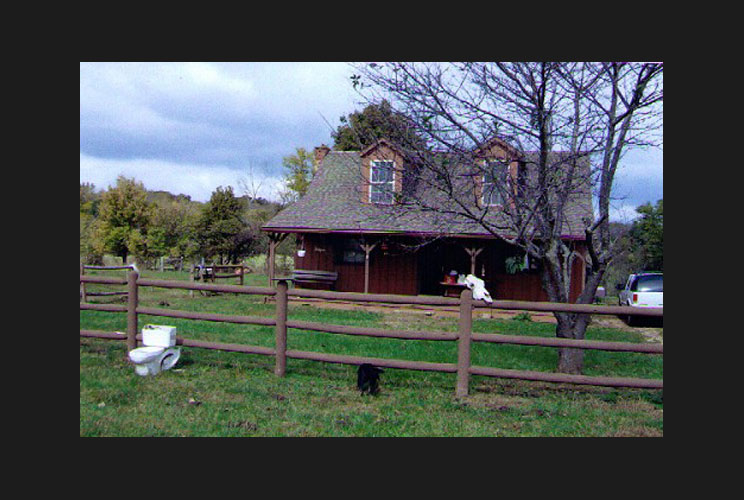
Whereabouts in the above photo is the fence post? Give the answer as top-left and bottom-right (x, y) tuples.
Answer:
(80, 263), (87, 303)
(240, 265), (244, 287)
(274, 279), (288, 377)
(456, 288), (473, 398)
(127, 269), (139, 353)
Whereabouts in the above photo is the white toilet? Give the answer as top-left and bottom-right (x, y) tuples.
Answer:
(128, 325), (181, 376)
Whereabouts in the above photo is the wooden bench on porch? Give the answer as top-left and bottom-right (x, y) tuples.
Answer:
(274, 269), (338, 289)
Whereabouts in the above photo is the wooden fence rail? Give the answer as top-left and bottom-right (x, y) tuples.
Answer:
(80, 271), (663, 395)
(80, 264), (135, 302)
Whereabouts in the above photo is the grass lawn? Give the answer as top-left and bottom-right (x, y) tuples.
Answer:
(80, 268), (663, 437)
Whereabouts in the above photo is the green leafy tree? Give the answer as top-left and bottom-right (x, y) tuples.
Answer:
(601, 222), (635, 293)
(127, 228), (148, 262)
(145, 226), (169, 259)
(80, 213), (102, 264)
(93, 176), (153, 264)
(198, 186), (248, 264)
(332, 99), (428, 151)
(148, 199), (201, 261)
(630, 199), (663, 271)
(279, 148), (315, 204)
(173, 213), (201, 261)
(601, 200), (663, 294)
(80, 182), (101, 216)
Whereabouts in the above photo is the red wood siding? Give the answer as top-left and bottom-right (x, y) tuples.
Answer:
(292, 234), (334, 290)
(368, 245), (418, 295)
(292, 233), (586, 302)
(569, 241), (587, 303)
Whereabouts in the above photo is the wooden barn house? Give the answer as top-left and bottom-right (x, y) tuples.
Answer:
(262, 138), (593, 302)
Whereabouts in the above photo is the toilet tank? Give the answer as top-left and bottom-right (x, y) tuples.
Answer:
(142, 324), (177, 347)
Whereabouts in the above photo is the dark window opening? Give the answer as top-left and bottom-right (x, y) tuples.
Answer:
(335, 238), (366, 265)
(631, 275), (663, 292)
(482, 160), (509, 206)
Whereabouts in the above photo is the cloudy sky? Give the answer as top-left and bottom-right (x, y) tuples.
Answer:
(80, 62), (662, 222)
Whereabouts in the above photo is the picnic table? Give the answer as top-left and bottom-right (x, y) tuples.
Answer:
(440, 281), (468, 298)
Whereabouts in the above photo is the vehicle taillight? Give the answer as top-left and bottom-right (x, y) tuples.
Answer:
(632, 293), (638, 303)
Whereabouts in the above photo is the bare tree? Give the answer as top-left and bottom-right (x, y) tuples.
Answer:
(237, 163), (266, 209)
(352, 61), (663, 374)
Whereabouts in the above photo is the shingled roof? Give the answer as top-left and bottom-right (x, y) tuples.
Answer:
(263, 148), (593, 239)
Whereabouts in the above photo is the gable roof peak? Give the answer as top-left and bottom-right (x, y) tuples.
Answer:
(359, 138), (407, 158)
(474, 136), (523, 159)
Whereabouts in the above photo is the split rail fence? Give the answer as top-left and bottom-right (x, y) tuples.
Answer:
(79, 264), (136, 301)
(80, 271), (663, 396)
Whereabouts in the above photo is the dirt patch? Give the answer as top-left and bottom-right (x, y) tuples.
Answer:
(228, 420), (258, 432)
(590, 315), (663, 343)
(466, 391), (532, 412)
(289, 297), (558, 323)
(608, 426), (663, 438)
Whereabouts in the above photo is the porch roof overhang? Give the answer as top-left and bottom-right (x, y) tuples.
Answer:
(261, 225), (586, 241)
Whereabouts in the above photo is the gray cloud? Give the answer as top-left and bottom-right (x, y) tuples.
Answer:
(80, 62), (358, 182)
(80, 62), (662, 214)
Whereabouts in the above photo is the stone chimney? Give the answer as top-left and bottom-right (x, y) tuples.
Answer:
(314, 144), (331, 171)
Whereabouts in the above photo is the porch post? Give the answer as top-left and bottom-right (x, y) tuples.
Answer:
(463, 246), (483, 275)
(360, 242), (378, 294)
(268, 238), (276, 286)
(268, 233), (289, 286)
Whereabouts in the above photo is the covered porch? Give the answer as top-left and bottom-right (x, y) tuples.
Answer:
(266, 231), (587, 303)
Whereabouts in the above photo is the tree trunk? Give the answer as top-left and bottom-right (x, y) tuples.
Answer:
(555, 313), (586, 375)
(557, 346), (584, 374)
(554, 312), (592, 374)
(541, 243), (595, 375)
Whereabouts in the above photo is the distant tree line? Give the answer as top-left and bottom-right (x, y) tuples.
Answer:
(80, 101), (407, 268)
(602, 199), (664, 293)
(80, 176), (287, 268)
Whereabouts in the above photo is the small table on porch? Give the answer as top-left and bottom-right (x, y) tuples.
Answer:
(439, 282), (468, 298)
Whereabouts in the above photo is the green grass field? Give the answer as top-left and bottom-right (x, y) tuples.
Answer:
(80, 268), (663, 437)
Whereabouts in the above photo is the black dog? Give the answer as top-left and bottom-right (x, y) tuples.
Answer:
(357, 363), (384, 395)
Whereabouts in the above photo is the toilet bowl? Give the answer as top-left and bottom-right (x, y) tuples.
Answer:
(128, 325), (181, 376)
